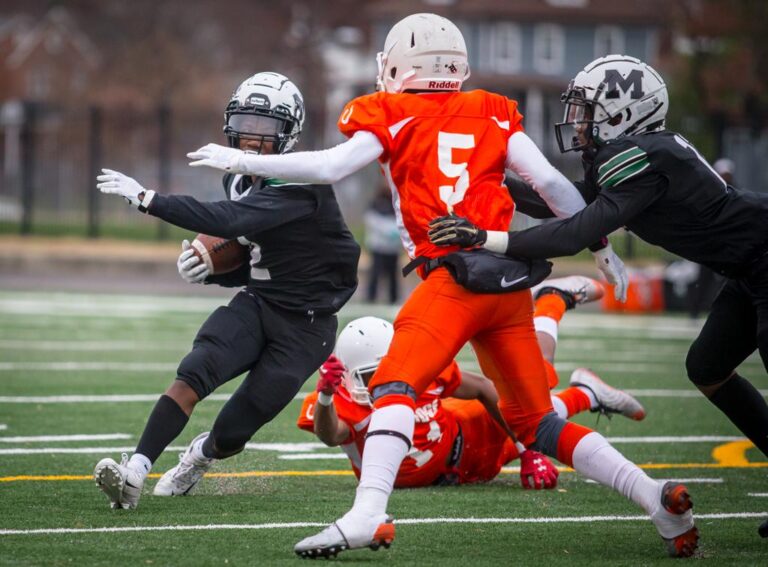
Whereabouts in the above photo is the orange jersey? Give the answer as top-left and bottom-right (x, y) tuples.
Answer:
(297, 361), (463, 487)
(338, 90), (524, 260)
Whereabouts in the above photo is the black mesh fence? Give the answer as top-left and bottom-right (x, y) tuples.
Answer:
(0, 100), (227, 239)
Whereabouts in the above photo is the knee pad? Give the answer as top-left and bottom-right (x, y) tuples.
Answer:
(686, 341), (730, 386)
(176, 347), (219, 399)
(528, 411), (567, 457)
(371, 381), (417, 403)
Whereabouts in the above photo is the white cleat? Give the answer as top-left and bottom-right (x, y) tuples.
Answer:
(154, 432), (213, 497)
(531, 276), (604, 309)
(650, 482), (699, 557)
(570, 367), (646, 421)
(294, 513), (395, 559)
(93, 453), (144, 509)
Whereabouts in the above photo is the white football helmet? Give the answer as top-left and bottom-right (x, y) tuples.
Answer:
(224, 72), (305, 153)
(334, 317), (394, 406)
(555, 54), (668, 152)
(376, 13), (470, 93)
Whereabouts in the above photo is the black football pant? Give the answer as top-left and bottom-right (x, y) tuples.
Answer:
(686, 254), (768, 457)
(177, 290), (336, 457)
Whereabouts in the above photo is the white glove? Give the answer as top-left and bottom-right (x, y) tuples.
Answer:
(187, 143), (250, 173)
(177, 240), (210, 284)
(592, 243), (628, 302)
(96, 168), (154, 209)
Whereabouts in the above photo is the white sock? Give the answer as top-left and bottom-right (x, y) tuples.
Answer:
(572, 432), (660, 514)
(347, 404), (415, 519)
(127, 453), (152, 479)
(576, 386), (599, 409)
(189, 434), (213, 464)
(534, 316), (558, 342)
(550, 395), (568, 419)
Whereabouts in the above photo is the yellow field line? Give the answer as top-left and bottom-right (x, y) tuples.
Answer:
(2, 462), (767, 483)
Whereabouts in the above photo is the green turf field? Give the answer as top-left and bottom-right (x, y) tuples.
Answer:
(0, 290), (766, 565)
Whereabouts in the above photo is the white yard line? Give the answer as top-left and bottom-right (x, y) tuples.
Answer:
(583, 478), (723, 485)
(0, 391), (763, 405)
(0, 434), (131, 443)
(0, 393), (309, 403)
(0, 362), (177, 372)
(3, 361), (764, 378)
(0, 340), (189, 351)
(0, 441), (329, 455)
(604, 436), (744, 443)
(0, 512), (764, 536)
(748, 493), (768, 497)
(0, 446), (185, 455)
(279, 454), (348, 460)
(0, 436), (749, 456)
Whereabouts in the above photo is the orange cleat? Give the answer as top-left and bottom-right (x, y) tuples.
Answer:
(653, 482), (699, 558)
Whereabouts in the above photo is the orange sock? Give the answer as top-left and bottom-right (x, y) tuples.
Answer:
(556, 421), (593, 466)
(534, 293), (567, 322)
(555, 387), (592, 418)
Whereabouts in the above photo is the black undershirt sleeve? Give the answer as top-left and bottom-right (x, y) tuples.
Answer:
(507, 178), (599, 219)
(147, 189), (316, 239)
(506, 177), (557, 219)
(504, 175), (665, 259)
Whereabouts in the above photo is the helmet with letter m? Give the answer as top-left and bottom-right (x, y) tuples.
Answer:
(555, 54), (668, 153)
(334, 317), (394, 406)
(376, 13), (470, 93)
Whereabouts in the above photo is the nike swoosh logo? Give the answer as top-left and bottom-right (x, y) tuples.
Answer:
(500, 275), (527, 288)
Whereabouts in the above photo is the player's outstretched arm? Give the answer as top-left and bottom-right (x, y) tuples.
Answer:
(313, 356), (352, 447)
(428, 179), (660, 302)
(187, 131), (384, 185)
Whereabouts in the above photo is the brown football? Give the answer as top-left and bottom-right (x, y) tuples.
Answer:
(190, 234), (250, 275)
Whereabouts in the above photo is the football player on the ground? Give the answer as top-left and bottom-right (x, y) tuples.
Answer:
(186, 15), (696, 559)
(297, 277), (645, 490)
(428, 54), (768, 538)
(93, 72), (360, 510)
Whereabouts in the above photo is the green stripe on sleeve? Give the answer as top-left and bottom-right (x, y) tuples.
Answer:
(601, 157), (650, 188)
(597, 146), (646, 179)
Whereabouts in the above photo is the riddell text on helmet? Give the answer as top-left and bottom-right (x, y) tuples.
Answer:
(428, 80), (461, 89)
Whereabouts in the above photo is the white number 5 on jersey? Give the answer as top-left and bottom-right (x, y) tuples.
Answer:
(438, 132), (475, 211)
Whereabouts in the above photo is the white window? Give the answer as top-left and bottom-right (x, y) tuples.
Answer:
(26, 68), (51, 99)
(490, 23), (522, 73)
(533, 24), (565, 75)
(477, 23), (522, 73)
(594, 25), (625, 58)
(546, 0), (587, 6)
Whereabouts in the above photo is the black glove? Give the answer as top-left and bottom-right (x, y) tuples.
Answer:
(428, 215), (487, 248)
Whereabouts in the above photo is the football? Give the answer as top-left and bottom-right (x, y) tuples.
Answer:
(190, 234), (249, 275)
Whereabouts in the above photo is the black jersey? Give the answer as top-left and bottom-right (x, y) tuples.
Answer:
(504, 130), (768, 277)
(147, 174), (360, 315)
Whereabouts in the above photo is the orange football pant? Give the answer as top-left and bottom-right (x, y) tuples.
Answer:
(370, 268), (554, 447)
(442, 398), (518, 484)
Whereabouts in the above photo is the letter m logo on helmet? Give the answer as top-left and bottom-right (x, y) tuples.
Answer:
(603, 69), (645, 100)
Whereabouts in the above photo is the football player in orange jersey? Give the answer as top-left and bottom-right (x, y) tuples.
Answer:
(187, 13), (695, 559)
(297, 278), (645, 490)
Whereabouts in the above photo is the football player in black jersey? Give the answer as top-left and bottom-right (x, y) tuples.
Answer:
(93, 72), (360, 509)
(429, 54), (768, 536)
